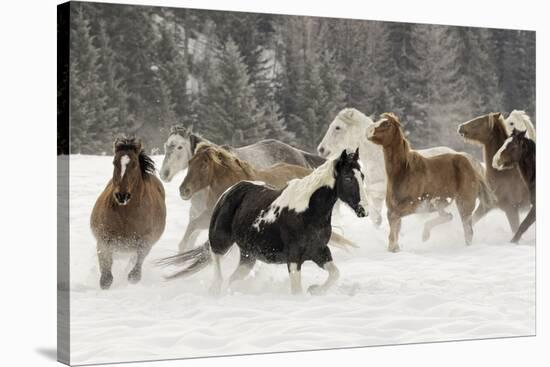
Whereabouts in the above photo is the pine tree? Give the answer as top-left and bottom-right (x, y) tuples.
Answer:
(198, 37), (266, 144)
(69, 5), (108, 153)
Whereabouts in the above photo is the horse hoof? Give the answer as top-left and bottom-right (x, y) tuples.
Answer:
(389, 246), (400, 253)
(127, 269), (142, 284)
(307, 285), (325, 296)
(100, 273), (113, 290)
(209, 283), (222, 297)
(511, 237), (520, 244)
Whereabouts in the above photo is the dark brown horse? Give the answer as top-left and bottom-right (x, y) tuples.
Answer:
(368, 113), (496, 252)
(178, 143), (356, 250)
(493, 129), (536, 243)
(91, 138), (166, 289)
(458, 113), (530, 232)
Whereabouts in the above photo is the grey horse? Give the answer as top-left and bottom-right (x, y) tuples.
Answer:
(160, 125), (326, 252)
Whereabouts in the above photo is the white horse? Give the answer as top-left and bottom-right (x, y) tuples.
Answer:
(504, 110), (536, 142)
(317, 108), (482, 226)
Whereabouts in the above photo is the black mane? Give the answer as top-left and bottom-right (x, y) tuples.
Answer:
(138, 151), (156, 177)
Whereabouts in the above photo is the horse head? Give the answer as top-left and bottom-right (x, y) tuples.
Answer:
(334, 148), (368, 218)
(317, 108), (373, 158)
(493, 129), (527, 170)
(457, 112), (503, 144)
(112, 137), (144, 206)
(160, 124), (194, 182)
(367, 112), (402, 147)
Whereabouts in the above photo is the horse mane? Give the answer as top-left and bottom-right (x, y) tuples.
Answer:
(506, 110), (536, 141)
(380, 112), (420, 169)
(195, 143), (255, 177)
(269, 158), (336, 213)
(114, 137), (155, 177)
(492, 113), (510, 141)
(337, 107), (374, 127)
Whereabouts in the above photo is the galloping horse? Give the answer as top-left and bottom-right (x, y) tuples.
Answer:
(504, 110), (536, 142)
(368, 113), (496, 252)
(160, 125), (325, 251)
(159, 150), (368, 295)
(91, 138), (166, 289)
(493, 129), (536, 243)
(177, 143), (356, 250)
(458, 112), (530, 232)
(317, 108), (483, 226)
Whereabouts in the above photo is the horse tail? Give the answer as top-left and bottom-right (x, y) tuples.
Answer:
(302, 151), (326, 168)
(157, 241), (212, 280)
(329, 231), (359, 250)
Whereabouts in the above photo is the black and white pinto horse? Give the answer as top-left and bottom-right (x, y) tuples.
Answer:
(160, 125), (326, 251)
(159, 149), (368, 295)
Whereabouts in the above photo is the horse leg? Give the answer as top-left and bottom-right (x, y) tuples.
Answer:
(128, 243), (152, 284)
(97, 241), (114, 290)
(422, 210), (453, 242)
(472, 202), (492, 225)
(287, 262), (303, 295)
(504, 207), (520, 233)
(178, 210), (211, 252)
(208, 252), (224, 296)
(308, 247), (339, 295)
(456, 199), (475, 246)
(228, 251), (256, 285)
(511, 205), (535, 243)
(387, 212), (401, 252)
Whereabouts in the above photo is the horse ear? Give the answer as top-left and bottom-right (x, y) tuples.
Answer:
(113, 137), (123, 153)
(518, 129), (527, 138)
(494, 112), (502, 120)
(339, 149), (347, 161)
(353, 147), (360, 161)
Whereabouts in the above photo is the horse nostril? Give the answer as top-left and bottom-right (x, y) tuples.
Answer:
(318, 147), (325, 155)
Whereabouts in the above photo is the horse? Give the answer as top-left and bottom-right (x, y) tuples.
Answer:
(158, 149), (368, 296)
(457, 112), (530, 232)
(492, 129), (536, 243)
(504, 110), (536, 142)
(317, 108), (484, 226)
(177, 143), (356, 250)
(367, 113), (496, 252)
(160, 125), (325, 251)
(90, 138), (166, 289)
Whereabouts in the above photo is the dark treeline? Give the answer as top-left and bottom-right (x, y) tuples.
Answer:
(66, 2), (535, 154)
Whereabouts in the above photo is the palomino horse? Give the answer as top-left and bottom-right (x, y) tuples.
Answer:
(178, 143), (356, 250)
(458, 112), (530, 232)
(368, 113), (496, 252)
(159, 150), (367, 296)
(160, 125), (325, 251)
(91, 138), (166, 289)
(493, 129), (536, 243)
(317, 108), (484, 226)
(504, 110), (536, 142)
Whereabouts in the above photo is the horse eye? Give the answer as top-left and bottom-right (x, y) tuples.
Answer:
(177, 146), (183, 150)
(335, 126), (341, 131)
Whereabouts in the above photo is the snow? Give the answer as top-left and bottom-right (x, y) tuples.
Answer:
(68, 155), (535, 365)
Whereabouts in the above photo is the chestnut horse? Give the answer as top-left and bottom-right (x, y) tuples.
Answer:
(91, 138), (166, 289)
(178, 143), (356, 250)
(457, 112), (530, 232)
(368, 113), (496, 252)
(493, 129), (536, 243)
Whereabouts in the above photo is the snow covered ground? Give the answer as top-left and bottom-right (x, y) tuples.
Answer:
(68, 155), (535, 365)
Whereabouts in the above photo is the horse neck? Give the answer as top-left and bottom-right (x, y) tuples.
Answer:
(190, 134), (214, 154)
(306, 186), (338, 222)
(518, 141), (536, 186)
(382, 132), (411, 178)
(211, 165), (250, 197)
(483, 123), (508, 170)
(358, 138), (386, 182)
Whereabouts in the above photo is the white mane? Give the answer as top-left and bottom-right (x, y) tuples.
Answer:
(336, 107), (374, 128)
(253, 159), (336, 229)
(505, 110), (536, 142)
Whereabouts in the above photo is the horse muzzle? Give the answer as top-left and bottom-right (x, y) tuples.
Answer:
(180, 187), (192, 200)
(317, 146), (331, 158)
(355, 205), (367, 218)
(457, 125), (466, 137)
(114, 192), (131, 206)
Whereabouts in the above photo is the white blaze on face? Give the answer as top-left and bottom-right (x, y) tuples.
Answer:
(120, 155), (130, 179)
(353, 168), (369, 210)
(492, 136), (513, 170)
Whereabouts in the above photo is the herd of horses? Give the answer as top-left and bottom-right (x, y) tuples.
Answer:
(90, 108), (536, 293)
